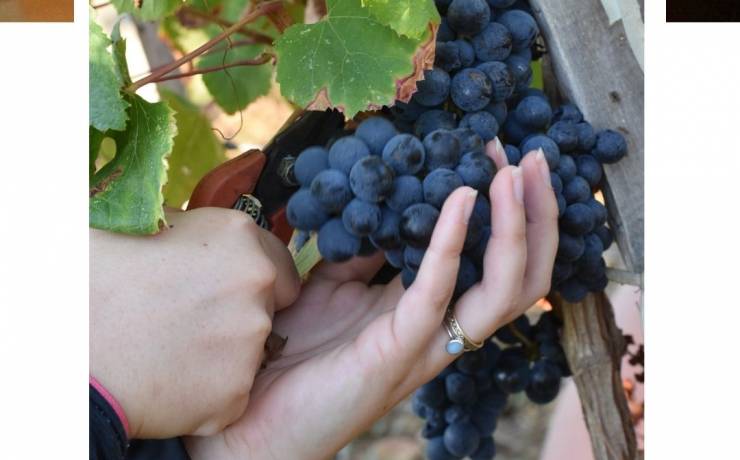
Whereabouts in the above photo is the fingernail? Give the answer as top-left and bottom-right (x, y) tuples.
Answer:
(536, 149), (552, 189)
(511, 167), (524, 204)
(494, 137), (508, 166)
(462, 187), (478, 223)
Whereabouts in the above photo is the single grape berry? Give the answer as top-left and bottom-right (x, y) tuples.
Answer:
(497, 9), (539, 51)
(443, 421), (481, 457)
(403, 245), (426, 271)
(585, 198), (607, 227)
(341, 199), (382, 236)
(592, 129), (628, 164)
(445, 405), (471, 424)
(552, 103), (583, 124)
(562, 175), (592, 204)
(427, 436), (458, 460)
(456, 152), (495, 192)
(349, 156), (395, 202)
(470, 436), (496, 460)
(476, 61), (515, 102)
(294, 146), (329, 187)
(526, 359), (562, 404)
(286, 189), (329, 230)
(561, 202), (595, 235)
(506, 54), (534, 92)
(460, 111), (499, 143)
(384, 247), (404, 269)
(387, 175), (424, 212)
(370, 206), (403, 250)
(445, 372), (477, 405)
(437, 16), (455, 41)
(447, 0), (491, 36)
(310, 169), (353, 214)
(555, 154), (577, 182)
(521, 134), (561, 170)
(400, 203), (440, 247)
(317, 218), (361, 262)
(547, 121), (579, 152)
(452, 128), (486, 155)
(576, 154), (603, 187)
(424, 129), (463, 170)
(483, 100), (508, 126)
(515, 96), (553, 129)
(424, 168), (465, 208)
(471, 22), (512, 62)
(416, 377), (448, 408)
(413, 67), (452, 107)
(493, 346), (530, 393)
(327, 136), (370, 174)
(557, 232), (586, 262)
(594, 225), (613, 250)
(455, 39), (476, 67)
(435, 41), (463, 73)
(575, 122), (597, 150)
(451, 68), (493, 112)
(401, 266), (417, 288)
(414, 109), (458, 139)
(504, 144), (522, 165)
(382, 133), (426, 176)
(354, 116), (398, 156)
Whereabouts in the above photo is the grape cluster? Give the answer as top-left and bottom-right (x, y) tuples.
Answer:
(285, 0), (630, 457)
(414, 311), (569, 460)
(287, 114), (495, 297)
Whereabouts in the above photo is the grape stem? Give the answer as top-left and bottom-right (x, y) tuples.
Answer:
(147, 53), (275, 84)
(126, 0), (282, 93)
(180, 6), (275, 46)
(507, 323), (536, 350)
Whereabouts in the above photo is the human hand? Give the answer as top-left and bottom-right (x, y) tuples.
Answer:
(90, 208), (300, 439)
(184, 146), (559, 460)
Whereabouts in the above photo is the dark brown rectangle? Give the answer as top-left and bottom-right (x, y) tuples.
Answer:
(668, 0), (740, 22)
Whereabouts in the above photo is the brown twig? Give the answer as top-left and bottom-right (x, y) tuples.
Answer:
(127, 1), (282, 93)
(91, 1), (112, 8)
(181, 6), (275, 45)
(149, 53), (274, 83)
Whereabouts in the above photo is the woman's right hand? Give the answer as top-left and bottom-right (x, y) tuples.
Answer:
(90, 208), (300, 439)
(185, 146), (559, 460)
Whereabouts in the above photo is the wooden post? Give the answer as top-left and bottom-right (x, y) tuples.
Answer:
(530, 0), (645, 275)
(552, 293), (638, 460)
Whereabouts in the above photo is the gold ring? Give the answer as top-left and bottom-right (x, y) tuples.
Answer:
(443, 308), (484, 354)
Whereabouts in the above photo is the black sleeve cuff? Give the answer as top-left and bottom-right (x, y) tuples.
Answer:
(90, 384), (129, 460)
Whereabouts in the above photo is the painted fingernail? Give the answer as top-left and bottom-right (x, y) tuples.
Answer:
(494, 137), (508, 166)
(462, 187), (478, 223)
(511, 167), (524, 204)
(536, 149), (552, 189)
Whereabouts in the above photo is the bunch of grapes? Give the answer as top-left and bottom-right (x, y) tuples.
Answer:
(413, 311), (570, 459)
(285, 0), (629, 457)
(287, 114), (494, 297)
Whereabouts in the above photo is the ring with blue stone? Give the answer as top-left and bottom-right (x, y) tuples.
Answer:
(443, 308), (483, 354)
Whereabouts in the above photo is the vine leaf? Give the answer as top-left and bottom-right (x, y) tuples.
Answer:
(160, 90), (227, 209)
(90, 95), (177, 235)
(90, 127), (105, 179)
(110, 0), (184, 21)
(89, 15), (128, 132)
(275, 0), (431, 117)
(110, 22), (132, 86)
(361, 0), (439, 39)
(198, 41), (273, 114)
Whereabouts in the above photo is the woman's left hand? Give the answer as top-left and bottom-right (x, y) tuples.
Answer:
(185, 146), (559, 460)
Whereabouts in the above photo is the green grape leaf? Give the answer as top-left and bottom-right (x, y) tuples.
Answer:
(160, 90), (226, 209)
(111, 0), (184, 21)
(198, 42), (272, 114)
(90, 127), (105, 179)
(110, 21), (132, 86)
(361, 0), (439, 39)
(89, 16), (128, 132)
(90, 95), (177, 234)
(275, 0), (431, 117)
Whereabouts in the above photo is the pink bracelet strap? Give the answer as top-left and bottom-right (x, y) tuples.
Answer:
(90, 375), (130, 437)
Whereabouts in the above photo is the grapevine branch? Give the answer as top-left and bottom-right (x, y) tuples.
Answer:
(148, 53), (275, 84)
(127, 0), (282, 93)
(180, 6), (275, 45)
